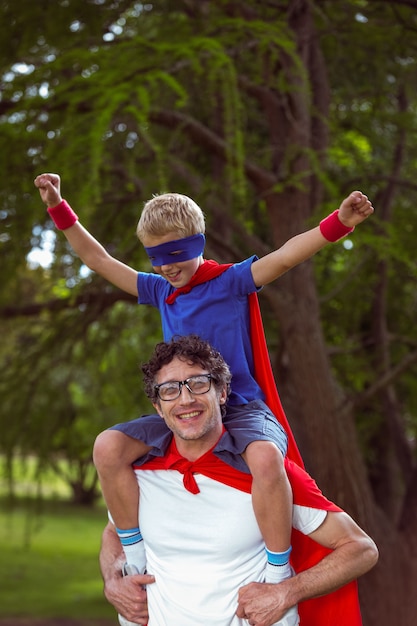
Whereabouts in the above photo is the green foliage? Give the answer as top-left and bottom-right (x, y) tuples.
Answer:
(1, 0), (417, 582)
(0, 291), (160, 501)
(2, 3), (417, 621)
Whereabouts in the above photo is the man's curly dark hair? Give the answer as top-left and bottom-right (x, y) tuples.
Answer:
(142, 334), (231, 414)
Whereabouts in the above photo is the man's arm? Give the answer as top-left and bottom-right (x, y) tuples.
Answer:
(236, 511), (378, 626)
(251, 191), (374, 288)
(100, 521), (155, 625)
(34, 173), (139, 296)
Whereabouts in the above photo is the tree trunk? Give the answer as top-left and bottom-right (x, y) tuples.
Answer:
(261, 193), (415, 625)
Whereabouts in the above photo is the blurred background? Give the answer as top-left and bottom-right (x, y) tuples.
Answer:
(1, 1), (417, 624)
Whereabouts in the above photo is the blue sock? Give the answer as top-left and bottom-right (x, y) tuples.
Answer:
(265, 546), (292, 583)
(116, 526), (143, 546)
(116, 526), (146, 573)
(266, 546), (292, 566)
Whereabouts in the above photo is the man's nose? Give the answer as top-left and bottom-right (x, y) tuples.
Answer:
(178, 385), (195, 402)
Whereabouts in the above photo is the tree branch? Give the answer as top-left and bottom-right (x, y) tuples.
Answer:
(0, 289), (135, 319)
(149, 109), (277, 195)
(343, 347), (417, 414)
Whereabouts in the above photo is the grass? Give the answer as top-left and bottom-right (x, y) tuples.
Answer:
(0, 461), (117, 621)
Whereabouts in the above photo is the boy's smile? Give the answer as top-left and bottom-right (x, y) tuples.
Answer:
(157, 258), (202, 287)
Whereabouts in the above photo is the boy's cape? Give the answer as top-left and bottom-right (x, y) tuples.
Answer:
(166, 260), (363, 626)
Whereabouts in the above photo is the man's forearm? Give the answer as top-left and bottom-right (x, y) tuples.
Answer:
(279, 532), (377, 609)
(99, 521), (154, 624)
(237, 539), (375, 626)
(99, 521), (125, 587)
(285, 511), (378, 606)
(237, 511), (378, 625)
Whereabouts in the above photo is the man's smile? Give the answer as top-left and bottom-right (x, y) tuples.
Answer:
(176, 410), (201, 420)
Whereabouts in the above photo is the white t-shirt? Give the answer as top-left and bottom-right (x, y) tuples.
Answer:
(136, 468), (326, 626)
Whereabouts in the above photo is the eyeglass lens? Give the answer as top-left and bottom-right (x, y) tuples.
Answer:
(156, 375), (212, 400)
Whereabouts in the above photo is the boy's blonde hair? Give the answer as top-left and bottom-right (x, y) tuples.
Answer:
(137, 193), (205, 242)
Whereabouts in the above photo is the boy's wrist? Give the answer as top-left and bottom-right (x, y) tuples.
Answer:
(319, 210), (354, 242)
(47, 199), (79, 230)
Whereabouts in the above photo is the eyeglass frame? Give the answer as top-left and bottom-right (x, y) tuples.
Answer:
(154, 374), (214, 401)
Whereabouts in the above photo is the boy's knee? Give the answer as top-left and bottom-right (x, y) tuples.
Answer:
(93, 429), (151, 473)
(245, 441), (286, 477)
(93, 429), (121, 471)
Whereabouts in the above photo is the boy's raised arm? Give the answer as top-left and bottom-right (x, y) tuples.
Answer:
(251, 191), (374, 288)
(34, 173), (139, 297)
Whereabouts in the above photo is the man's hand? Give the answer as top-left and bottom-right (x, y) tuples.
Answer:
(34, 173), (62, 208)
(104, 570), (155, 626)
(236, 581), (294, 626)
(338, 191), (374, 227)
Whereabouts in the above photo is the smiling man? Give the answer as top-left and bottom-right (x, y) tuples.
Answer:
(128, 334), (267, 626)
(101, 335), (378, 626)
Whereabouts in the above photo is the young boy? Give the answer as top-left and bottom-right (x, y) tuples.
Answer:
(34, 173), (373, 626)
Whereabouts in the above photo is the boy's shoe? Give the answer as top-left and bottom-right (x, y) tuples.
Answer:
(118, 563), (141, 626)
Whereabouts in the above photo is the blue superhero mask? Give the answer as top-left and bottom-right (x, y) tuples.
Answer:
(144, 233), (206, 267)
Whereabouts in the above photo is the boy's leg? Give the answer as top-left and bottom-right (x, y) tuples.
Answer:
(242, 441), (293, 580)
(242, 441), (299, 626)
(93, 429), (152, 574)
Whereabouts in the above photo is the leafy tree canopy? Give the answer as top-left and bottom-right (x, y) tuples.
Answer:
(1, 2), (417, 622)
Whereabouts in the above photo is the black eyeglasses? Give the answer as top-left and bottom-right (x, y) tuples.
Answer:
(154, 374), (213, 401)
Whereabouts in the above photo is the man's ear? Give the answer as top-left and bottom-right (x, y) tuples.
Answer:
(219, 386), (227, 405)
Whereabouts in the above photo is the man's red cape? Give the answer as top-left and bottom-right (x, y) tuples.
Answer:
(165, 260), (363, 625)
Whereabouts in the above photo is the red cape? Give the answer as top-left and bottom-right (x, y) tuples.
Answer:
(166, 260), (363, 625)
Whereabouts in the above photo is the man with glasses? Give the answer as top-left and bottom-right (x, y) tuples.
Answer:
(100, 334), (378, 626)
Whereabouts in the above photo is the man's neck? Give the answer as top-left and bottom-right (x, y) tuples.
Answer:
(173, 428), (223, 462)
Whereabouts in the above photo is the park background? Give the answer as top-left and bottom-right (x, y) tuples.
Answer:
(1, 1), (417, 624)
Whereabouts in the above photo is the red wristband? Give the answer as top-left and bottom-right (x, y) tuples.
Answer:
(47, 199), (79, 230)
(319, 210), (354, 242)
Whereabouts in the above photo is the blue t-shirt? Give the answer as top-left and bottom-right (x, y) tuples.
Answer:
(137, 256), (264, 405)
